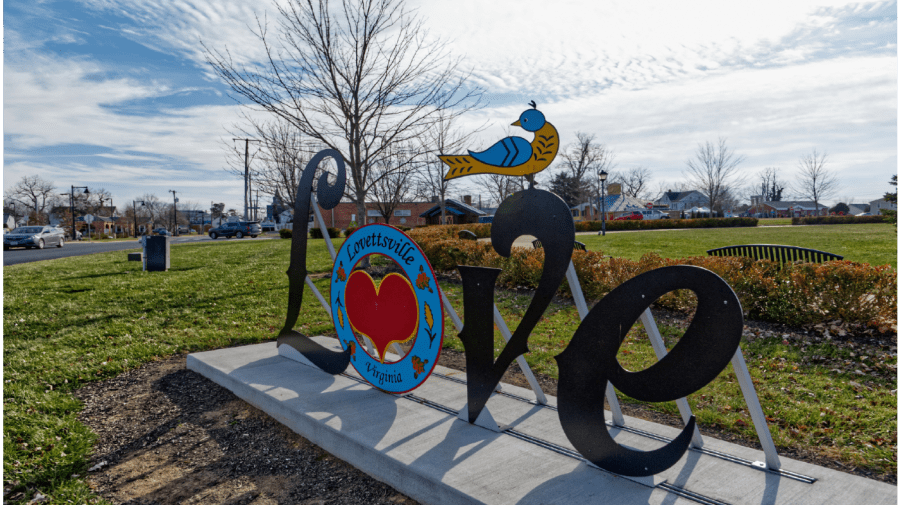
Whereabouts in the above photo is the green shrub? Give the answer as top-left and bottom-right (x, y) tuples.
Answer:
(792, 215), (886, 225)
(279, 228), (292, 239)
(345, 226), (358, 237)
(310, 227), (340, 238)
(877, 209), (895, 225)
(407, 229), (897, 331)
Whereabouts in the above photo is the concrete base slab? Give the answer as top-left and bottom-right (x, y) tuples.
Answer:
(188, 338), (897, 505)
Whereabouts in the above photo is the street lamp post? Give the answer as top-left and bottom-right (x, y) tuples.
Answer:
(133, 200), (146, 237)
(64, 186), (89, 241)
(598, 170), (608, 236)
(169, 190), (179, 236)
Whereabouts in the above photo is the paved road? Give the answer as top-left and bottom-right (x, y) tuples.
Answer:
(3, 235), (274, 266)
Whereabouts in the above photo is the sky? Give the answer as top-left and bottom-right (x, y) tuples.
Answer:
(3, 0), (896, 214)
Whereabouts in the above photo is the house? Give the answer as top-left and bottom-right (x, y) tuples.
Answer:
(869, 198), (896, 216)
(419, 197), (485, 225)
(570, 203), (598, 222)
(847, 204), (870, 216)
(748, 196), (828, 217)
(597, 183), (652, 219)
(266, 190), (291, 222)
(655, 190), (709, 212)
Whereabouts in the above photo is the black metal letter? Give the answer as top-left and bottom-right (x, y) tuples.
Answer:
(458, 188), (575, 423)
(555, 265), (743, 476)
(278, 149), (351, 374)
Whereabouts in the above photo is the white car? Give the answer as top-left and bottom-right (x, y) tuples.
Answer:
(641, 209), (670, 220)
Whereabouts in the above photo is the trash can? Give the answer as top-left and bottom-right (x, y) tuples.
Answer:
(145, 235), (170, 271)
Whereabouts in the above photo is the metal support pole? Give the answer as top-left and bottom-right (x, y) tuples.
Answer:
(566, 260), (625, 425)
(640, 308), (704, 448)
(492, 305), (548, 405)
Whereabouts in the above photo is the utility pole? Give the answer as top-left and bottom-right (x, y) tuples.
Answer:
(169, 190), (179, 236)
(233, 138), (260, 220)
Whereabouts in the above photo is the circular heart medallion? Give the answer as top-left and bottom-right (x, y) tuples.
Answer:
(330, 224), (443, 393)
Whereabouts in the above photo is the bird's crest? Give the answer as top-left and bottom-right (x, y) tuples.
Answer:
(528, 100), (537, 109)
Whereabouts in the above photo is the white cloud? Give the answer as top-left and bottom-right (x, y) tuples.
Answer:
(5, 0), (895, 209)
(449, 55), (896, 202)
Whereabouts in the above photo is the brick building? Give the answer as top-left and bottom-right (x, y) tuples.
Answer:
(313, 201), (435, 230)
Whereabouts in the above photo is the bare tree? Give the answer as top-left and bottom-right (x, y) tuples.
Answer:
(651, 180), (691, 201)
(415, 111), (483, 224)
(6, 175), (58, 225)
(556, 132), (608, 204)
(137, 194), (165, 231)
(611, 166), (651, 199)
(225, 118), (322, 211)
(755, 167), (787, 202)
(368, 143), (418, 225)
(210, 202), (226, 222)
(480, 174), (525, 208)
(684, 137), (746, 214)
(796, 149), (837, 214)
(204, 0), (483, 234)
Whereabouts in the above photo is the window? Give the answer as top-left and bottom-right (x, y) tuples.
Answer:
(367, 209), (382, 217)
(394, 209), (411, 217)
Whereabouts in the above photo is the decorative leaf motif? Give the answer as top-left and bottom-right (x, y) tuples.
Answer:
(425, 302), (434, 330)
(337, 306), (345, 328)
(416, 265), (433, 292)
(411, 355), (430, 379)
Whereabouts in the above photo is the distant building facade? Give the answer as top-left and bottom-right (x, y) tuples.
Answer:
(869, 198), (896, 215)
(655, 190), (710, 211)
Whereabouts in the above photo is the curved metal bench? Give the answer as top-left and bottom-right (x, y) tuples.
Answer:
(458, 230), (478, 240)
(707, 244), (843, 263)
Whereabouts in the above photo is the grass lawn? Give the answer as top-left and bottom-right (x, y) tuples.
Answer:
(578, 223), (896, 268)
(4, 236), (895, 500)
(757, 218), (793, 227)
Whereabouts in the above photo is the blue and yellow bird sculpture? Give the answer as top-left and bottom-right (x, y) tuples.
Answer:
(440, 101), (558, 180)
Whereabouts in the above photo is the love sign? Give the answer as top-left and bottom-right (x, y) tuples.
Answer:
(277, 148), (754, 478)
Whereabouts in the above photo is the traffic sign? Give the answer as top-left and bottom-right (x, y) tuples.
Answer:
(647, 202), (653, 210)
(83, 214), (95, 224)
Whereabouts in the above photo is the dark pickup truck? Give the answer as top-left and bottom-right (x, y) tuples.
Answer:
(208, 221), (261, 239)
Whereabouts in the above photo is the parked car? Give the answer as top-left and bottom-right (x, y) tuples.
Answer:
(208, 221), (262, 239)
(614, 212), (644, 221)
(153, 228), (170, 236)
(4, 225), (66, 250)
(641, 209), (670, 220)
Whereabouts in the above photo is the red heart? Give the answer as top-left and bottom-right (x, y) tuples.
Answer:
(344, 271), (419, 362)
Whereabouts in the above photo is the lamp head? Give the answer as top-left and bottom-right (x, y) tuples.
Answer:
(599, 170), (608, 182)
(83, 188), (89, 195)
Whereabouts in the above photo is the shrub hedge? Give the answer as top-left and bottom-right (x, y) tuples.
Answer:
(388, 218), (758, 239)
(279, 228), (292, 239)
(310, 227), (341, 239)
(407, 226), (896, 332)
(793, 215), (886, 225)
